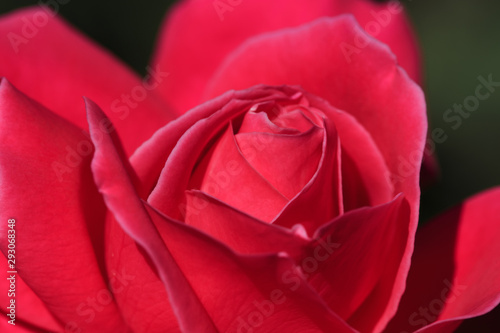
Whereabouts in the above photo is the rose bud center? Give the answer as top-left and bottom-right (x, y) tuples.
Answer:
(187, 91), (328, 223)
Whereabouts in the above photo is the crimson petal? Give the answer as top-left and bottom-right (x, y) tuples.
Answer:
(385, 187), (500, 333)
(0, 80), (128, 332)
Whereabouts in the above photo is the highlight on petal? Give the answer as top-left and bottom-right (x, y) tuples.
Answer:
(0, 79), (128, 332)
(0, 7), (174, 155)
(152, 0), (421, 114)
(385, 187), (500, 333)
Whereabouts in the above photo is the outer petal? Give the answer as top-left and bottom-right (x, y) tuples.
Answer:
(304, 194), (411, 332)
(151, 0), (420, 114)
(86, 98), (218, 332)
(130, 88), (242, 198)
(0, 7), (174, 155)
(104, 214), (181, 333)
(0, 80), (128, 332)
(385, 187), (500, 333)
(0, 263), (61, 332)
(0, 318), (50, 333)
(87, 99), (357, 333)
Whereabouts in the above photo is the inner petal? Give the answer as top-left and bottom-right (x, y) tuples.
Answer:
(188, 123), (288, 222)
(235, 126), (324, 199)
(238, 100), (319, 134)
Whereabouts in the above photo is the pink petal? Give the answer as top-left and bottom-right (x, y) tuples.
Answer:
(0, 263), (61, 332)
(272, 116), (343, 233)
(86, 97), (218, 332)
(104, 216), (181, 332)
(304, 194), (411, 332)
(235, 125), (324, 200)
(0, 80), (128, 331)
(189, 123), (288, 222)
(152, 0), (421, 114)
(306, 93), (394, 211)
(0, 7), (174, 155)
(0, 318), (49, 333)
(130, 89), (242, 198)
(238, 109), (302, 135)
(385, 187), (500, 333)
(185, 190), (308, 257)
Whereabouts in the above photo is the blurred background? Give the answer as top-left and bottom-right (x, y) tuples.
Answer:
(1, 0), (499, 223)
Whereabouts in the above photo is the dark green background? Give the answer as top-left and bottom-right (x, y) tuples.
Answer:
(1, 0), (499, 222)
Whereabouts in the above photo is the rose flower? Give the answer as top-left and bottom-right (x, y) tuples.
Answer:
(0, 1), (498, 333)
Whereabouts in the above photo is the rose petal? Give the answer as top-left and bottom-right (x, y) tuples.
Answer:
(0, 317), (50, 333)
(0, 80), (128, 331)
(272, 116), (343, 233)
(104, 216), (181, 333)
(235, 125), (324, 200)
(185, 190), (308, 257)
(303, 194), (411, 332)
(131, 89), (241, 198)
(86, 97), (218, 332)
(0, 7), (174, 155)
(238, 108), (301, 135)
(0, 260), (61, 332)
(189, 123), (289, 222)
(152, 0), (420, 114)
(305, 93), (394, 211)
(385, 187), (500, 333)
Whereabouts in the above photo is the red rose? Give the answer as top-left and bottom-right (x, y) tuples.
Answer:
(0, 1), (499, 333)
